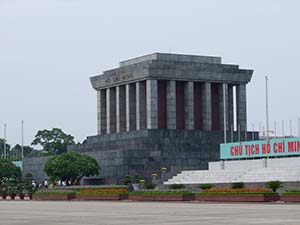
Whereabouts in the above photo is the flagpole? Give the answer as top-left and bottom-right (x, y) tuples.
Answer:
(298, 118), (300, 137)
(290, 120), (293, 137)
(21, 120), (24, 160)
(4, 124), (7, 159)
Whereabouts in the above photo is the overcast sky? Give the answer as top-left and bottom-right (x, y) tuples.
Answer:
(0, 0), (299, 146)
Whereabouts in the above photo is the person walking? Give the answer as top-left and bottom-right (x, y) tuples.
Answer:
(44, 179), (48, 189)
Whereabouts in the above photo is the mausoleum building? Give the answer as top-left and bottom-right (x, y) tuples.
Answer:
(24, 53), (257, 184)
(91, 53), (252, 135)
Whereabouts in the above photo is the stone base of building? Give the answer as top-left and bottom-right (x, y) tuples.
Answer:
(69, 129), (254, 184)
(23, 129), (255, 184)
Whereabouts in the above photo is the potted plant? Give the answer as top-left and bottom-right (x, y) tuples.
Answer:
(8, 185), (17, 200)
(17, 183), (25, 200)
(0, 185), (8, 200)
(1, 189), (8, 200)
(26, 183), (34, 200)
(132, 174), (142, 191)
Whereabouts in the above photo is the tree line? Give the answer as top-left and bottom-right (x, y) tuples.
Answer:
(0, 128), (77, 161)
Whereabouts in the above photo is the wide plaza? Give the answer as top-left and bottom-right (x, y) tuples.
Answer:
(0, 201), (299, 225)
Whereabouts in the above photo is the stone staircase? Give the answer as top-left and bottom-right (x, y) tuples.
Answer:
(165, 157), (300, 185)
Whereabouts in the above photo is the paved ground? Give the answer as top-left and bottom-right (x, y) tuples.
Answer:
(0, 201), (300, 225)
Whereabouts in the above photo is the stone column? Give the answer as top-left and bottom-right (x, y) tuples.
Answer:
(228, 85), (234, 132)
(106, 87), (116, 134)
(146, 80), (158, 129)
(184, 81), (194, 130)
(219, 83), (229, 131)
(106, 88), (111, 134)
(166, 80), (176, 129)
(202, 82), (212, 130)
(97, 90), (101, 134)
(116, 85), (126, 133)
(97, 90), (108, 135)
(236, 84), (247, 132)
(126, 83), (136, 131)
(136, 81), (147, 130)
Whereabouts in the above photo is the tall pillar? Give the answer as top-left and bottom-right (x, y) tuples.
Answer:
(116, 85), (126, 133)
(219, 83), (229, 131)
(176, 81), (185, 129)
(97, 90), (101, 134)
(136, 81), (147, 130)
(228, 85), (234, 131)
(97, 89), (107, 135)
(126, 83), (136, 131)
(166, 80), (176, 129)
(202, 82), (212, 130)
(146, 80), (158, 129)
(211, 83), (220, 130)
(236, 84), (247, 132)
(106, 87), (116, 134)
(185, 81), (194, 130)
(194, 82), (203, 130)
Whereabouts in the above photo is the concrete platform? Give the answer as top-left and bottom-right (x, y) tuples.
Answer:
(0, 201), (299, 225)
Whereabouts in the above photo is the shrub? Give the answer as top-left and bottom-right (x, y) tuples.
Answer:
(266, 180), (283, 192)
(170, 184), (186, 189)
(122, 175), (132, 185)
(199, 183), (214, 190)
(145, 182), (156, 190)
(282, 190), (300, 195)
(198, 188), (274, 195)
(79, 188), (128, 195)
(33, 190), (77, 196)
(129, 190), (192, 195)
(132, 174), (142, 183)
(231, 182), (245, 189)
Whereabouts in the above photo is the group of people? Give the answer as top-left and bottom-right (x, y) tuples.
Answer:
(31, 179), (72, 189)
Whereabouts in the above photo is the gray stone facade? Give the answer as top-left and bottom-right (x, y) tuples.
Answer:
(22, 156), (50, 183)
(70, 130), (258, 184)
(23, 53), (255, 184)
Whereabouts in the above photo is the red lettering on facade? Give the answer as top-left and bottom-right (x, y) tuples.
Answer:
(262, 143), (270, 154)
(230, 145), (242, 156)
(288, 141), (300, 152)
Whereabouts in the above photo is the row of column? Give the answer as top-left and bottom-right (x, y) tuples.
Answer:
(97, 80), (247, 135)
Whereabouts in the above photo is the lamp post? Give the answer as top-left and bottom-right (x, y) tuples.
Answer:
(265, 76), (270, 141)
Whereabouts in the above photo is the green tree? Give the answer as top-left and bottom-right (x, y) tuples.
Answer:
(44, 152), (99, 184)
(266, 180), (283, 192)
(10, 144), (43, 161)
(31, 128), (75, 155)
(0, 157), (21, 181)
